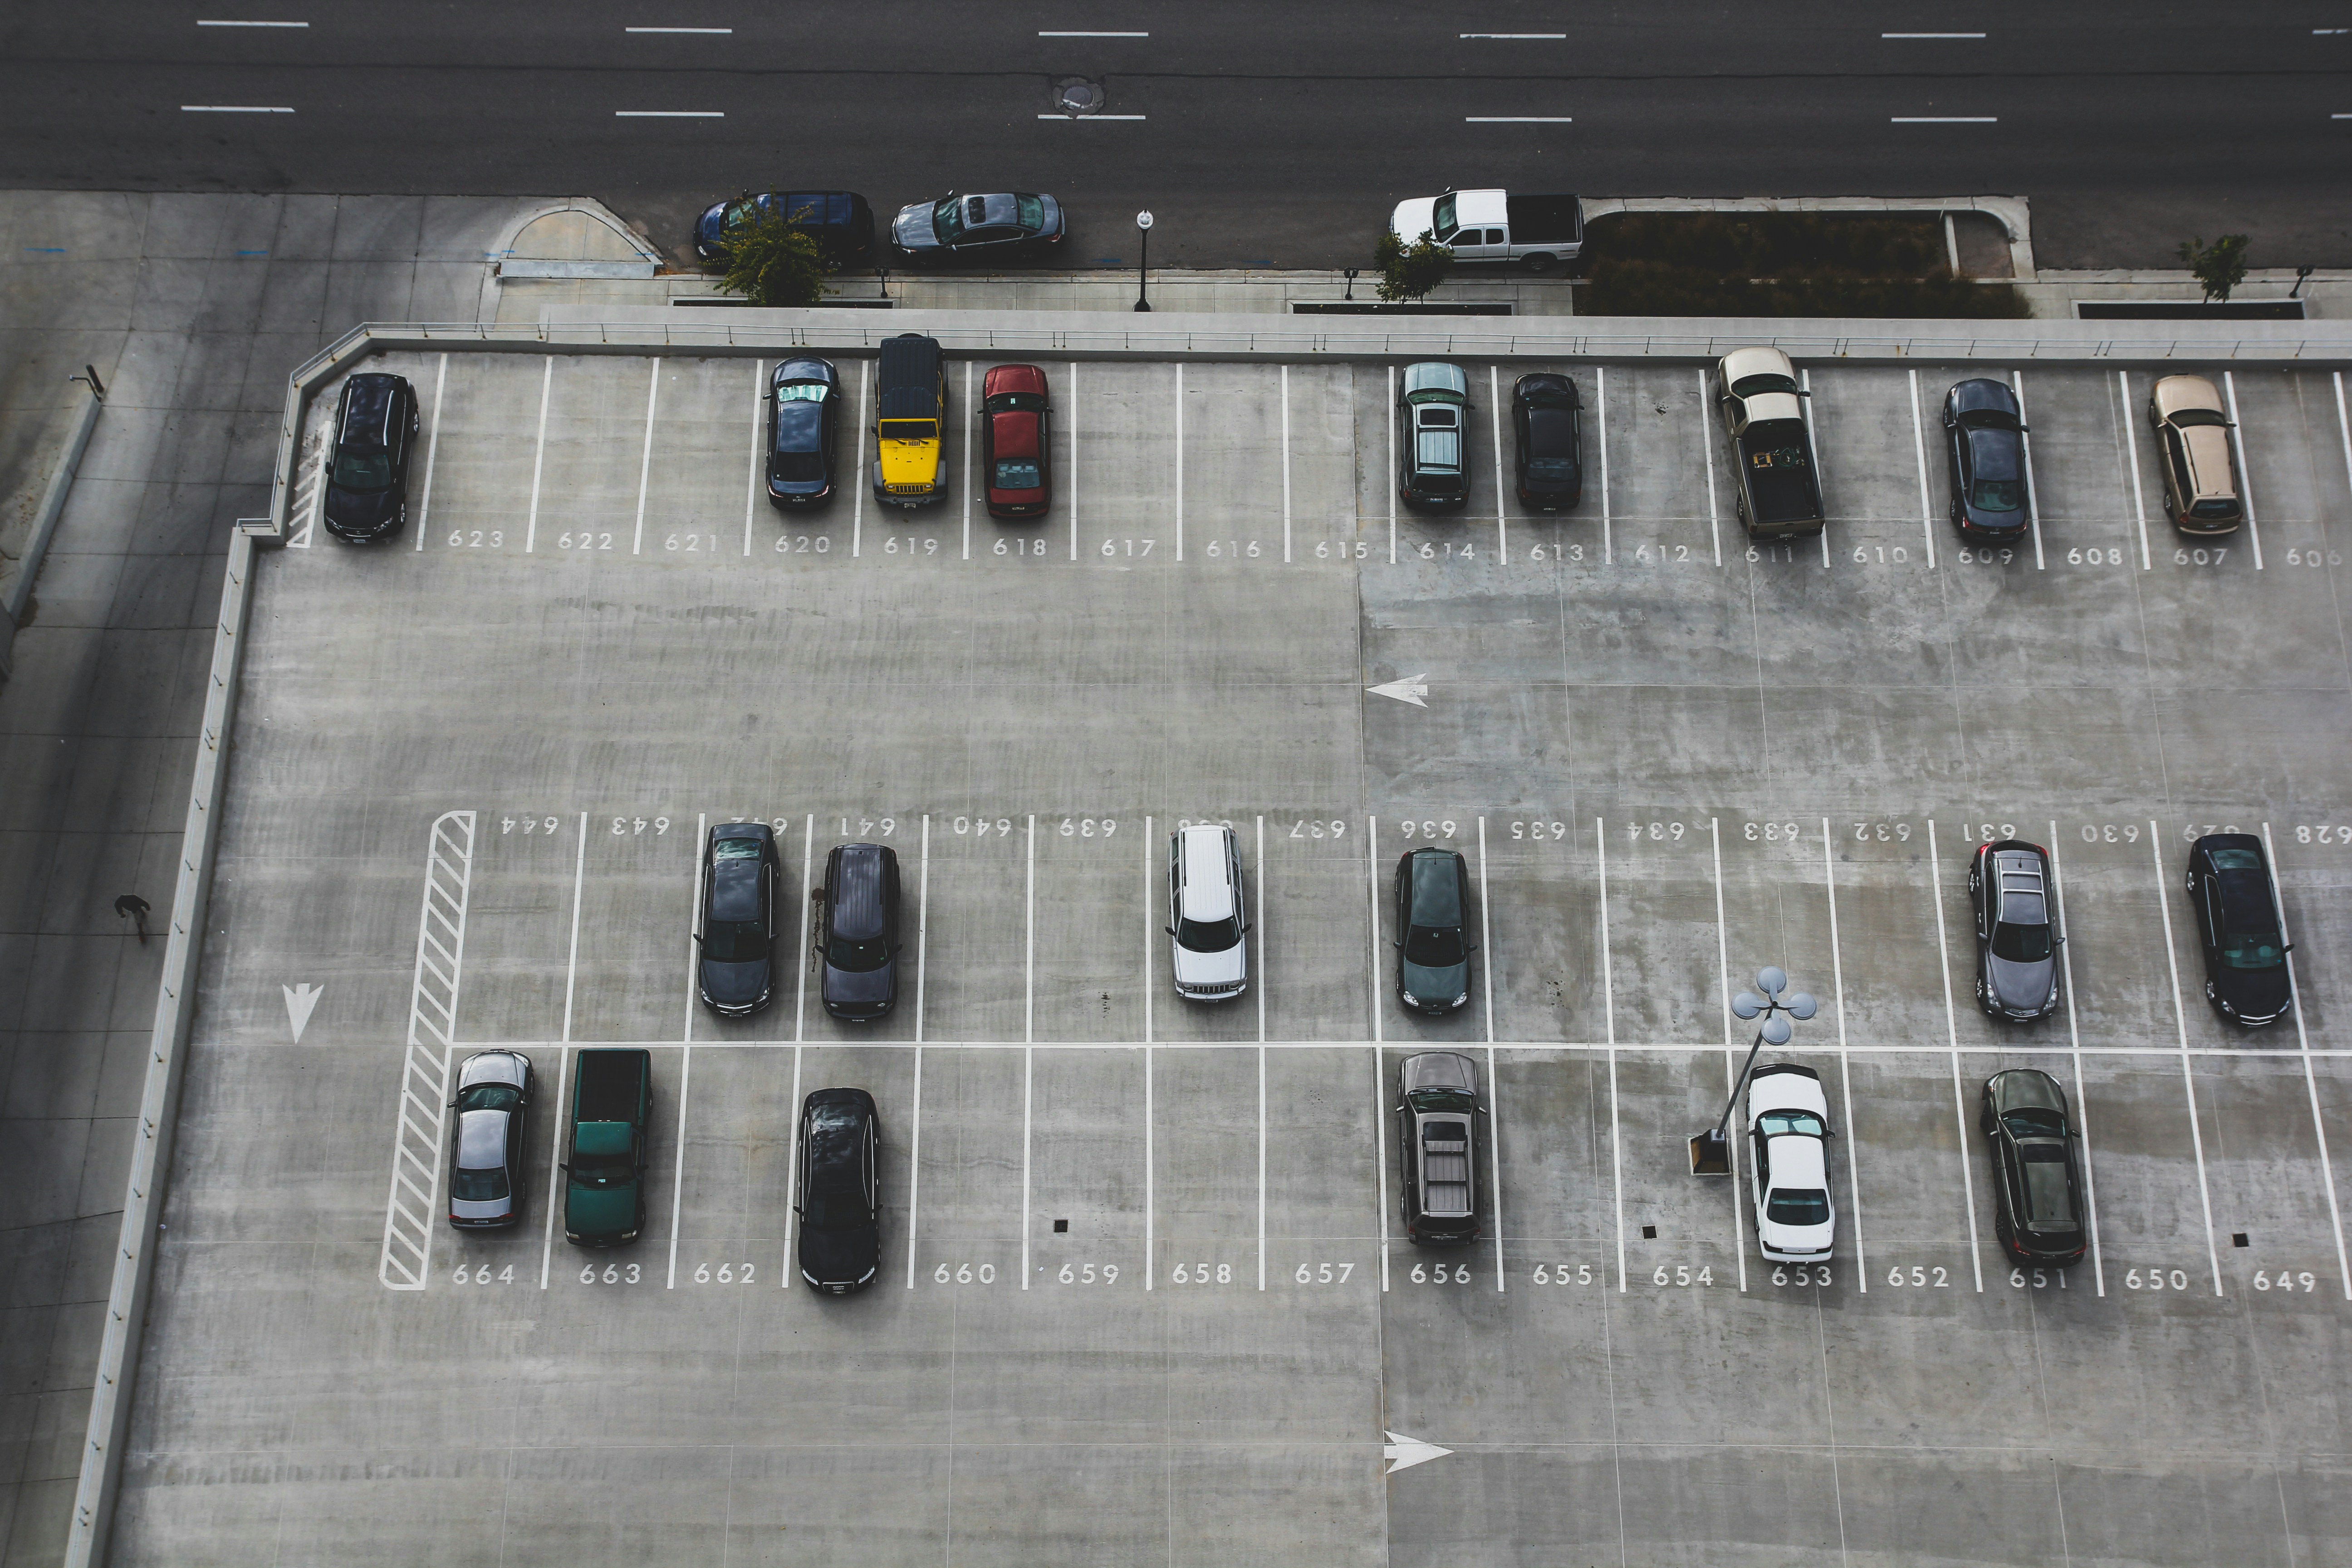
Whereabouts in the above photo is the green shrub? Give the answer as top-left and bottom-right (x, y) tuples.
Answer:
(2176, 235), (2251, 304)
(715, 204), (836, 309)
(1373, 228), (1454, 303)
(1578, 213), (2027, 319)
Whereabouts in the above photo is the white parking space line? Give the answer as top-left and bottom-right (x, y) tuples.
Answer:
(615, 109), (723, 118)
(626, 25), (730, 33)
(906, 816), (928, 1288)
(779, 1044), (802, 1288)
(2045, 825), (2107, 1295)
(1478, 818), (1503, 1291)
(180, 104), (295, 113)
(537, 1046), (568, 1289)
(1800, 367), (1829, 567)
(1066, 361), (1079, 561)
(851, 359), (868, 559)
(632, 359), (658, 555)
(683, 814), (703, 1040)
(2149, 821), (2226, 1294)
(1821, 820), (1867, 1292)
(2334, 373), (2352, 501)
(1461, 32), (1565, 38)
(1698, 367), (1721, 566)
(1906, 369), (1937, 568)
(2117, 370), (2152, 569)
(2222, 371), (2265, 568)
(666, 813), (701, 1290)
(794, 815), (813, 1040)
(1466, 116), (1573, 123)
(413, 353), (447, 553)
(1368, 817), (1389, 1291)
(1258, 816), (1268, 1290)
(197, 18), (308, 24)
(1143, 817), (1156, 1289)
(562, 811), (587, 1040)
(378, 809), (475, 1290)
(1599, 818), (1626, 1291)
(1281, 366), (1294, 563)
(1386, 366), (1397, 564)
(2264, 824), (2352, 1298)
(524, 355), (552, 552)
(1710, 820), (1748, 1289)
(1891, 115), (1997, 122)
(2011, 371), (2046, 569)
(960, 360), (973, 561)
(666, 1041), (692, 1289)
(1489, 366), (1509, 563)
(741, 359), (761, 556)
(1597, 365), (1612, 564)
(1925, 821), (1984, 1289)
(1023, 815), (1036, 1289)
(1039, 29), (1147, 35)
(1882, 30), (1985, 37)
(1256, 817), (1268, 1044)
(1173, 365), (1186, 561)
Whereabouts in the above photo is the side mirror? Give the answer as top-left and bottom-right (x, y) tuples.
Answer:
(1797, 387), (1813, 397)
(557, 1162), (571, 1173)
(1164, 926), (1178, 937)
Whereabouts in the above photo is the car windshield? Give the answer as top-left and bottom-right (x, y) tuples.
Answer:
(1017, 194), (1044, 231)
(2171, 407), (2227, 427)
(1758, 1109), (1825, 1138)
(1409, 1087), (1477, 1112)
(1766, 1187), (1830, 1225)
(456, 1084), (519, 1114)
(703, 917), (764, 964)
(570, 1152), (632, 1184)
(450, 1166), (509, 1200)
(2002, 1107), (2065, 1138)
(1528, 459), (1577, 480)
(776, 382), (827, 403)
(331, 450), (392, 491)
(993, 458), (1041, 490)
(1990, 921), (2053, 963)
(828, 935), (891, 973)
(723, 198), (761, 229)
(1969, 478), (2023, 512)
(1432, 194), (1457, 238)
(1177, 915), (1241, 953)
(2190, 498), (2240, 519)
(986, 391), (1047, 413)
(880, 418), (937, 442)
(1404, 924), (1464, 967)
(933, 197), (964, 241)
(1732, 372), (1798, 398)
(2021, 1144), (2076, 1225)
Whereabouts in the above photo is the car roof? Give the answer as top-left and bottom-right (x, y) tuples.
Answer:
(829, 844), (890, 941)
(1948, 377), (2019, 417)
(878, 335), (943, 414)
(1768, 1135), (1828, 1189)
(988, 408), (1042, 461)
(1176, 827), (1235, 921)
(2179, 425), (2236, 498)
(1406, 850), (1463, 924)
(985, 363), (1047, 395)
(456, 1108), (510, 1169)
(710, 854), (762, 922)
(1402, 362), (1468, 398)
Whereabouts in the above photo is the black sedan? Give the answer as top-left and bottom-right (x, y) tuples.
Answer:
(447, 1050), (531, 1228)
(1511, 372), (1583, 510)
(797, 1088), (882, 1293)
(698, 823), (781, 1017)
(816, 843), (903, 1021)
(1979, 1068), (2088, 1265)
(1942, 378), (2031, 540)
(322, 371), (419, 542)
(2186, 833), (2294, 1025)
(1967, 840), (2061, 1021)
(1395, 847), (1474, 1015)
(767, 357), (840, 507)
(890, 192), (1064, 264)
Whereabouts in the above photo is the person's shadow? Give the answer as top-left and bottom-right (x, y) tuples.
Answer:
(114, 894), (150, 944)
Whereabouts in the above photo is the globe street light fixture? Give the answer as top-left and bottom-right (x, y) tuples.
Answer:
(1690, 966), (1818, 1175)
(1133, 211), (1154, 312)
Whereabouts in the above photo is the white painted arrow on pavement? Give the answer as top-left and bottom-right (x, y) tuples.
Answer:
(283, 982), (323, 1043)
(1367, 674), (1429, 708)
(1382, 1431), (1452, 1474)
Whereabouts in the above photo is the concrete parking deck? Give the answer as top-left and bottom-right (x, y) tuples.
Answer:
(100, 334), (2352, 1566)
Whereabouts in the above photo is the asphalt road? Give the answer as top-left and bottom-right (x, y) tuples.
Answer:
(1, 4), (2349, 272)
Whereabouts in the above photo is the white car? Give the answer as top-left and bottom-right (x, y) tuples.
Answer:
(1746, 1063), (1835, 1263)
(1167, 824), (1248, 1000)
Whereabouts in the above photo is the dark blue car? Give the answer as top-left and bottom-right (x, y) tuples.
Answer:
(1942, 377), (2031, 540)
(694, 190), (874, 264)
(697, 823), (780, 1018)
(767, 357), (841, 507)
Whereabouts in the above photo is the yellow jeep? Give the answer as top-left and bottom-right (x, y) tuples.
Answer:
(873, 333), (946, 506)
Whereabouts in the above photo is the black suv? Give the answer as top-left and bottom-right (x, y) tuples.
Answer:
(1980, 1068), (2087, 1265)
(815, 843), (903, 1021)
(1395, 848), (1474, 1015)
(697, 823), (781, 1017)
(797, 1088), (882, 1293)
(2186, 833), (2293, 1025)
(322, 372), (419, 542)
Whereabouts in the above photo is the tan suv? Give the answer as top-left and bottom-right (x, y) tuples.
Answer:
(2148, 374), (2243, 534)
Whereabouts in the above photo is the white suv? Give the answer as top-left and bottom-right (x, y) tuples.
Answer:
(1747, 1063), (1836, 1263)
(1167, 824), (1248, 1000)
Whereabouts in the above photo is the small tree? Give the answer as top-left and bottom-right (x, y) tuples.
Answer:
(2176, 234), (2251, 304)
(717, 203), (835, 308)
(1374, 228), (1453, 303)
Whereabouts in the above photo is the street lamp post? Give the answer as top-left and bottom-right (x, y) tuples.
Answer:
(1689, 966), (1818, 1176)
(1134, 211), (1154, 312)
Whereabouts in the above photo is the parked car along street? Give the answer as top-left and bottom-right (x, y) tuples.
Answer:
(447, 1050), (531, 1229)
(1980, 1068), (2089, 1265)
(693, 190), (874, 264)
(767, 357), (841, 508)
(797, 1088), (882, 1293)
(1396, 1052), (1484, 1245)
(890, 191), (1064, 264)
(1969, 839), (2061, 1021)
(1942, 377), (2031, 541)
(2185, 833), (2294, 1024)
(322, 371), (419, 543)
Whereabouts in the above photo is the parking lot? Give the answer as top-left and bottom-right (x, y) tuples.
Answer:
(119, 346), (2352, 1566)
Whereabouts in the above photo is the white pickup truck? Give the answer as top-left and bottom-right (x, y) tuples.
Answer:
(1387, 190), (1584, 272)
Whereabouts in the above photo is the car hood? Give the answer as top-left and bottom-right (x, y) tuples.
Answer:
(2217, 962), (2291, 1019)
(823, 960), (895, 1009)
(1401, 958), (1468, 1003)
(1390, 197), (1438, 242)
(324, 482), (398, 531)
(1988, 954), (2054, 1014)
(801, 1220), (878, 1285)
(695, 199), (730, 244)
(892, 202), (941, 250)
(701, 957), (771, 1006)
(1173, 942), (1246, 986)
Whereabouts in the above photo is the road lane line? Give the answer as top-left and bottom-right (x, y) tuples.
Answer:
(2117, 371), (2152, 569)
(524, 356), (551, 552)
(960, 359), (972, 561)
(1926, 821), (1984, 1289)
(780, 1044), (801, 1287)
(626, 25), (732, 32)
(1490, 366), (1508, 564)
(538, 1046), (568, 1289)
(907, 814), (928, 1288)
(2046, 824), (2106, 1295)
(1465, 116), (1572, 122)
(615, 109), (724, 117)
(2264, 824), (2352, 1298)
(1882, 30), (1984, 37)
(633, 359), (659, 555)
(180, 104), (293, 112)
(1599, 817), (1624, 1291)
(1039, 29), (1147, 35)
(413, 353), (446, 553)
(1387, 366), (1398, 564)
(794, 815), (812, 1041)
(197, 18), (308, 24)
(1891, 116), (1997, 122)
(1067, 360), (1078, 561)
(1461, 32), (1565, 38)
(1479, 817), (1503, 1291)
(1281, 365), (1294, 563)
(2149, 821), (2225, 1294)
(1369, 816), (1389, 1290)
(1144, 817), (1155, 1288)
(2222, 371), (2264, 568)
(1907, 369), (1936, 568)
(743, 359), (761, 556)
(1821, 820), (1865, 1291)
(1597, 365), (1611, 564)
(1700, 368), (1721, 566)
(1174, 363), (1184, 561)
(1711, 819), (1747, 1288)
(851, 358), (867, 559)
(562, 812), (586, 1041)
(2012, 370), (2045, 568)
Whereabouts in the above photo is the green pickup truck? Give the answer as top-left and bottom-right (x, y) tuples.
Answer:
(562, 1049), (652, 1247)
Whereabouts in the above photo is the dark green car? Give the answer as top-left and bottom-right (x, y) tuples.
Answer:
(563, 1049), (652, 1247)
(1395, 847), (1474, 1015)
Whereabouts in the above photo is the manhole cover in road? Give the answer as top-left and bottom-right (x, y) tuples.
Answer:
(1054, 78), (1106, 116)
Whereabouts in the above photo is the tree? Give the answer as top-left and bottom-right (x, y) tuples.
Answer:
(716, 203), (835, 309)
(1374, 228), (1453, 303)
(2176, 234), (2251, 304)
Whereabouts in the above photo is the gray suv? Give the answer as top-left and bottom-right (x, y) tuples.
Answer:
(1968, 840), (2061, 1021)
(1396, 1052), (1484, 1245)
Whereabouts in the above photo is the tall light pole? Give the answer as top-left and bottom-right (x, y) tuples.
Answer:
(1133, 211), (1153, 312)
(1689, 966), (1817, 1175)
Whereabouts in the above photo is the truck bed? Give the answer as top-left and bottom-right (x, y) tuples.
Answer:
(1737, 420), (1824, 527)
(572, 1048), (649, 1125)
(1504, 194), (1582, 245)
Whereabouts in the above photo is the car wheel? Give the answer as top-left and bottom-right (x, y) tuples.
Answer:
(1521, 252), (1556, 275)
